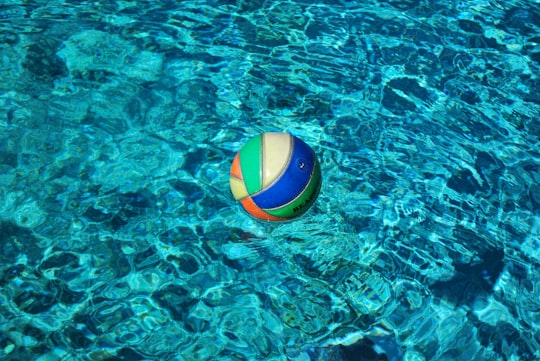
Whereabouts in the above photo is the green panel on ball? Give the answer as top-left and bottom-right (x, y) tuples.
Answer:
(239, 134), (262, 195)
(265, 159), (321, 218)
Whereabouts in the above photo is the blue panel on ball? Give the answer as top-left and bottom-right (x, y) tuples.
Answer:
(252, 137), (315, 209)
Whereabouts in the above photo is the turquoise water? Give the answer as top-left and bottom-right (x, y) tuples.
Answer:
(1, 0), (539, 360)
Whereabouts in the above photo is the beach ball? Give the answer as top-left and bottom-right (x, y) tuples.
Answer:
(229, 132), (322, 221)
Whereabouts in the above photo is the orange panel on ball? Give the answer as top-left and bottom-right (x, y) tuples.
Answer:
(229, 152), (249, 200)
(240, 197), (288, 222)
(230, 152), (243, 179)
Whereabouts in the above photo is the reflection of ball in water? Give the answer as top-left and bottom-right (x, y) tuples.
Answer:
(229, 132), (322, 221)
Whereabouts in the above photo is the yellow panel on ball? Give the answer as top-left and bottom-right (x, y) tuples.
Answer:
(262, 132), (292, 188)
(229, 177), (248, 200)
